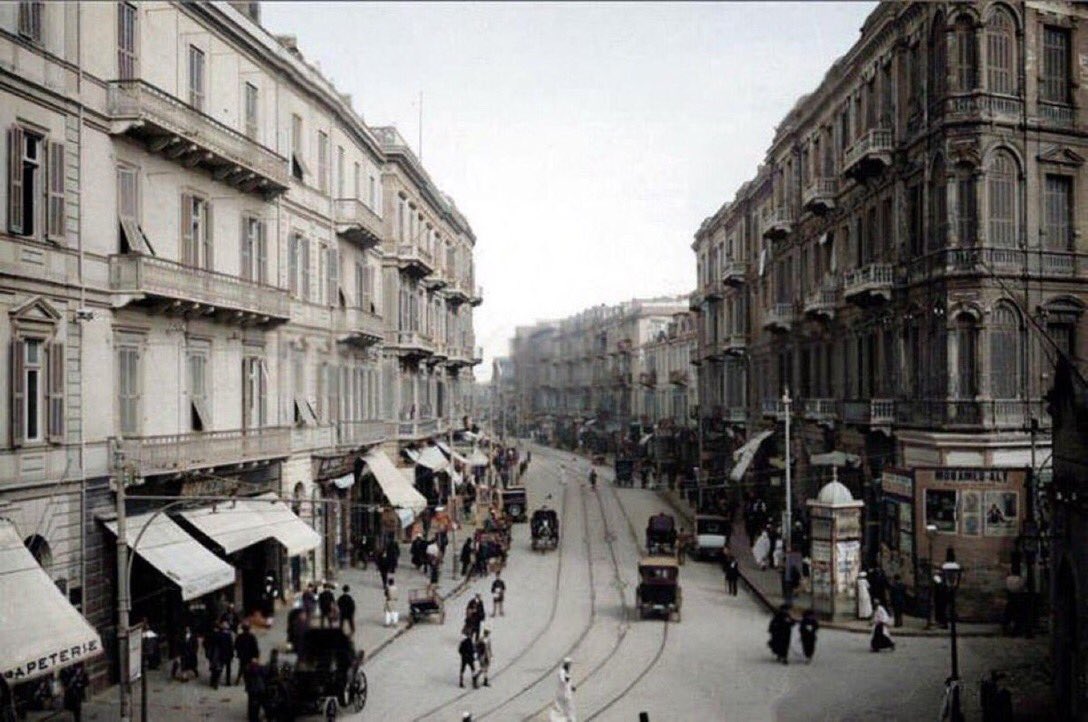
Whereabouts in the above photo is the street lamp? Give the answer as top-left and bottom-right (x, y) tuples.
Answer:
(940, 560), (965, 722)
(925, 524), (938, 629)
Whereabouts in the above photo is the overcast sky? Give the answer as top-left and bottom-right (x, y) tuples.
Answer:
(261, 1), (876, 380)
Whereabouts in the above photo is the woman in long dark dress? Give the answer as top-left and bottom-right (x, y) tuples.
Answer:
(799, 609), (819, 662)
(767, 605), (794, 664)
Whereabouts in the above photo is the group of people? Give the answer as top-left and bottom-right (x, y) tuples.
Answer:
(167, 603), (263, 691)
(455, 573), (507, 688)
(287, 584), (358, 648)
(767, 605), (821, 665)
(459, 530), (508, 579)
(856, 568), (906, 653)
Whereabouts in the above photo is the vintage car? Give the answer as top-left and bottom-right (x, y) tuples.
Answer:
(645, 512), (677, 555)
(502, 486), (528, 522)
(264, 628), (366, 720)
(613, 457), (636, 488)
(635, 556), (682, 621)
(530, 507), (560, 551)
(693, 514), (730, 560)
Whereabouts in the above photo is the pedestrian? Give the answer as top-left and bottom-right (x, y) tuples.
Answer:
(60, 663), (87, 722)
(752, 528), (771, 570)
(205, 624), (224, 688)
(588, 468), (597, 489)
(234, 623), (260, 685)
(468, 593), (486, 640)
(411, 535), (427, 571)
(302, 583), (317, 618)
(870, 601), (895, 652)
(384, 577), (399, 627)
(473, 629), (492, 687)
(933, 574), (950, 628)
(856, 572), (873, 620)
(767, 604), (794, 664)
(338, 585), (356, 636)
(261, 572), (278, 626)
(889, 574), (906, 628)
(723, 551), (740, 596)
(783, 563), (801, 607)
(461, 537), (474, 578)
(771, 537), (784, 570)
(491, 571), (506, 617)
(318, 582), (336, 628)
(551, 658), (576, 722)
(458, 633), (477, 688)
(219, 601), (241, 633)
(869, 567), (888, 609)
(799, 609), (819, 663)
(242, 659), (267, 722)
(180, 626), (199, 681)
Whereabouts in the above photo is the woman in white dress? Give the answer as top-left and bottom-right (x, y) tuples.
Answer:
(856, 572), (873, 619)
(870, 602), (895, 652)
(752, 530), (771, 570)
(550, 658), (577, 722)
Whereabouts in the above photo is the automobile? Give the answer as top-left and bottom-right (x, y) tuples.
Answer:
(263, 628), (366, 721)
(645, 512), (677, 555)
(502, 486), (528, 522)
(614, 457), (635, 488)
(635, 556), (682, 621)
(530, 507), (559, 551)
(693, 514), (730, 560)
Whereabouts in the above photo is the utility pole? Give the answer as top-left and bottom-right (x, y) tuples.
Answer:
(782, 386), (792, 555)
(449, 378), (457, 577)
(113, 445), (132, 722)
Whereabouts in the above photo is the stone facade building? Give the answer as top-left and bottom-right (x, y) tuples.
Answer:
(691, 0), (1087, 618)
(0, 0), (479, 688)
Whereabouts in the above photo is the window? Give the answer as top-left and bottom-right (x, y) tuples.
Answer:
(317, 131), (329, 193)
(18, 1), (42, 43)
(242, 355), (268, 429)
(324, 244), (339, 306)
(22, 340), (44, 443)
(951, 16), (977, 92)
(1044, 174), (1073, 251)
(369, 175), (377, 210)
(953, 313), (977, 399)
(1041, 27), (1070, 104)
(929, 16), (947, 101)
(117, 344), (141, 436)
(987, 150), (1018, 248)
(240, 216), (266, 282)
(985, 8), (1015, 95)
(990, 303), (1021, 399)
(180, 193), (212, 268)
(926, 489), (958, 532)
(187, 45), (205, 111)
(288, 232), (310, 298)
(336, 145), (345, 197)
(117, 2), (138, 80)
(955, 170), (976, 246)
(244, 82), (258, 140)
(929, 156), (947, 251)
(290, 114), (305, 181)
(187, 349), (210, 431)
(352, 162), (360, 200)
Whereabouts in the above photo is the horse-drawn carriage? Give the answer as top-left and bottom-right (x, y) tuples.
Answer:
(263, 628), (367, 721)
(530, 507), (559, 551)
(646, 512), (677, 555)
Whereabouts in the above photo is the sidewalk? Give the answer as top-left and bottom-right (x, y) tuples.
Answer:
(658, 488), (1003, 638)
(71, 526), (476, 721)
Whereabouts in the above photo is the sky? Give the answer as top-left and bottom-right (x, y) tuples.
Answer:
(261, 1), (877, 380)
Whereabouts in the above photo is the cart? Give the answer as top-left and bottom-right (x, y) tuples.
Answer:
(530, 507), (559, 551)
(408, 587), (446, 625)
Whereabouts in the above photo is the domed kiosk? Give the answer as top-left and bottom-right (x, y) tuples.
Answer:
(806, 470), (865, 620)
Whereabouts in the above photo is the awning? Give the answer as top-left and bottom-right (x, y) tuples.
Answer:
(810, 450), (861, 467)
(415, 446), (450, 472)
(181, 493), (320, 557)
(331, 473), (355, 490)
(362, 450), (428, 514)
(0, 519), (103, 682)
(103, 513), (235, 602)
(730, 429), (774, 482)
(639, 433), (654, 446)
(395, 508), (414, 529)
(437, 441), (470, 466)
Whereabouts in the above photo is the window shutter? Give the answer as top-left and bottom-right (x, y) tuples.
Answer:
(288, 234), (298, 293)
(258, 358), (269, 427)
(8, 126), (24, 235)
(203, 202), (214, 269)
(301, 238), (311, 300)
(48, 341), (64, 443)
(242, 358), (252, 429)
(257, 222), (267, 284)
(316, 362), (326, 422)
(11, 339), (25, 447)
(47, 141), (65, 242)
(180, 194), (194, 265)
(240, 218), (252, 281)
(328, 248), (339, 305)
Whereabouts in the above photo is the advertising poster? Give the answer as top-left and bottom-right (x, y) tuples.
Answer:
(961, 490), (982, 536)
(835, 540), (860, 594)
(984, 491), (1019, 536)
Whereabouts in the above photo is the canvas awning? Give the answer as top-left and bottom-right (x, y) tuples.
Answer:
(0, 519), (103, 682)
(362, 450), (428, 514)
(103, 513), (235, 602)
(395, 508), (414, 529)
(415, 446), (450, 472)
(810, 450), (861, 467)
(730, 429), (774, 482)
(331, 473), (355, 489)
(181, 493), (320, 557)
(437, 441), (470, 466)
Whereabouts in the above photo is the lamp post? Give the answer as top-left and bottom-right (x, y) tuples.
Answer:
(925, 524), (938, 629)
(940, 560), (965, 722)
(782, 387), (792, 555)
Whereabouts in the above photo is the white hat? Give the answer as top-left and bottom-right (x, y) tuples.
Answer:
(563, 657), (572, 665)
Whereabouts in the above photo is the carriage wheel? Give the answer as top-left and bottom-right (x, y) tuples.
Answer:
(324, 697), (338, 720)
(350, 668), (368, 712)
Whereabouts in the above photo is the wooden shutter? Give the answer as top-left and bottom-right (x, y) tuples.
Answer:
(180, 194), (194, 265)
(328, 248), (339, 305)
(256, 221), (267, 284)
(242, 357), (252, 429)
(258, 359), (269, 426)
(301, 238), (311, 299)
(8, 126), (24, 235)
(48, 341), (64, 442)
(240, 217), (252, 281)
(203, 201), (213, 269)
(46, 141), (65, 242)
(11, 339), (25, 447)
(288, 234), (298, 293)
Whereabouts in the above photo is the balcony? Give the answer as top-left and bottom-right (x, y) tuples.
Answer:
(908, 247), (1087, 281)
(762, 302), (796, 332)
(639, 371), (658, 388)
(113, 426), (291, 477)
(943, 93), (1024, 124)
(895, 399), (1046, 431)
(842, 399), (895, 426)
(763, 207), (794, 241)
(761, 398), (785, 419)
(334, 305), (383, 347)
(291, 425), (336, 454)
(470, 286), (484, 307)
(107, 80), (289, 197)
(424, 273), (449, 291)
(1039, 102), (1075, 129)
(843, 263), (895, 305)
(397, 418), (439, 439)
(803, 287), (838, 321)
(473, 346), (484, 364)
(803, 398), (838, 423)
(689, 290), (704, 310)
(337, 420), (393, 448)
(109, 253), (290, 326)
(396, 244), (435, 278)
(668, 369), (690, 386)
(445, 280), (471, 306)
(843, 128), (894, 180)
(723, 407), (747, 424)
(705, 277), (724, 301)
(802, 178), (838, 214)
(721, 331), (748, 356)
(334, 199), (383, 249)
(721, 260), (748, 287)
(387, 329), (434, 358)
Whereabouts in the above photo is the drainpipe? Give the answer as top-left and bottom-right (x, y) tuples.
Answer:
(75, 0), (88, 610)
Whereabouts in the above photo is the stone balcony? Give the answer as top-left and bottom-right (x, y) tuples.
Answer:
(334, 198), (383, 249)
(387, 329), (434, 358)
(337, 420), (393, 448)
(107, 80), (290, 197)
(762, 302), (796, 332)
(843, 263), (895, 304)
(843, 128), (894, 180)
(668, 369), (690, 386)
(396, 244), (435, 278)
(113, 426), (291, 477)
(802, 177), (838, 214)
(908, 247), (1087, 282)
(639, 371), (658, 388)
(291, 425), (336, 454)
(473, 346), (484, 364)
(397, 418), (438, 439)
(689, 290), (704, 310)
(109, 253), (290, 326)
(717, 331), (748, 356)
(803, 287), (838, 321)
(334, 305), (383, 347)
(763, 207), (794, 241)
(721, 260), (749, 286)
(803, 398), (839, 422)
(761, 398), (785, 419)
(942, 93), (1023, 124)
(842, 398), (896, 426)
(471, 286), (484, 307)
(895, 399), (1046, 431)
(446, 280), (472, 306)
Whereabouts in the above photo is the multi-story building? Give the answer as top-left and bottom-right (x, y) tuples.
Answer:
(638, 313), (699, 479)
(0, 0), (480, 688)
(691, 1), (1088, 618)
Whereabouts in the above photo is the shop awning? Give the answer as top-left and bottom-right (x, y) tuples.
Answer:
(181, 493), (320, 557)
(415, 446), (450, 471)
(103, 513), (235, 602)
(0, 519), (103, 682)
(395, 508), (414, 529)
(730, 429), (774, 482)
(437, 441), (471, 466)
(810, 450), (861, 467)
(639, 433), (654, 446)
(331, 473), (355, 489)
(362, 450), (428, 514)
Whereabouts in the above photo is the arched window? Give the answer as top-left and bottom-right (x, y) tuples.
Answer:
(951, 16), (977, 92)
(987, 149), (1020, 248)
(929, 15), (948, 100)
(986, 6), (1017, 95)
(955, 164), (977, 246)
(929, 156), (948, 251)
(24, 535), (52, 572)
(952, 313), (978, 398)
(990, 303), (1022, 399)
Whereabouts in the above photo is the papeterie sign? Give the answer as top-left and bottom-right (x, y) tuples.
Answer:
(4, 639), (101, 681)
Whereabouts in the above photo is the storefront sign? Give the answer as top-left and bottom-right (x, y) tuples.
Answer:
(933, 468), (1011, 484)
(4, 640), (100, 681)
(882, 470), (913, 499)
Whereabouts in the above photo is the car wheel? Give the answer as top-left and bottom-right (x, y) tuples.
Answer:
(351, 669), (368, 712)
